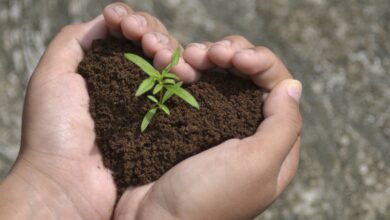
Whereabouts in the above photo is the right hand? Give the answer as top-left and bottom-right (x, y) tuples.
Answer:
(106, 3), (303, 220)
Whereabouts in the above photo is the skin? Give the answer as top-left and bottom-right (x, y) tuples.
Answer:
(0, 3), (302, 220)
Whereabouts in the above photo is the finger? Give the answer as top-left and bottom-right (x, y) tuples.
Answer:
(34, 15), (107, 76)
(120, 12), (182, 61)
(153, 48), (201, 83)
(241, 79), (302, 171)
(103, 2), (133, 36)
(114, 184), (153, 220)
(183, 42), (214, 71)
(207, 35), (254, 69)
(276, 137), (300, 195)
(232, 46), (292, 90)
(121, 12), (169, 41)
(141, 32), (180, 58)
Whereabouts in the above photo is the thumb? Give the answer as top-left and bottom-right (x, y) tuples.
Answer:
(242, 79), (302, 171)
(34, 15), (107, 77)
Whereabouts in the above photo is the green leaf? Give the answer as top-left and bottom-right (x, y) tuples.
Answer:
(165, 85), (200, 109)
(153, 84), (163, 94)
(171, 47), (181, 66)
(174, 81), (183, 87)
(162, 82), (182, 104)
(162, 90), (174, 104)
(162, 72), (180, 80)
(163, 47), (181, 72)
(135, 77), (156, 96)
(124, 53), (160, 78)
(159, 104), (170, 115)
(147, 95), (158, 103)
(163, 79), (176, 85)
(141, 108), (157, 132)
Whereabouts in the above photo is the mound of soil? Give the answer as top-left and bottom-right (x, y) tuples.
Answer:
(78, 37), (264, 196)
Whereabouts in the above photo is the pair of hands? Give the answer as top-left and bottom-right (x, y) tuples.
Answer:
(0, 3), (302, 220)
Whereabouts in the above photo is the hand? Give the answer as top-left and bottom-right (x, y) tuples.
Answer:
(0, 2), (302, 220)
(112, 9), (303, 220)
(0, 3), (184, 220)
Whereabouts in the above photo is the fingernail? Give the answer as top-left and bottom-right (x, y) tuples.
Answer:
(152, 32), (169, 44)
(129, 14), (147, 27)
(287, 80), (302, 103)
(112, 5), (128, 17)
(188, 43), (207, 50)
(215, 40), (231, 47)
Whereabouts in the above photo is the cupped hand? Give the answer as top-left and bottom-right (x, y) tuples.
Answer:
(0, 2), (302, 220)
(115, 35), (303, 219)
(0, 3), (187, 220)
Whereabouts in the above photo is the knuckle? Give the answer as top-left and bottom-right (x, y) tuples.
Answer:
(256, 46), (278, 68)
(136, 12), (167, 32)
(105, 2), (132, 12)
(135, 11), (155, 23)
(224, 35), (251, 47)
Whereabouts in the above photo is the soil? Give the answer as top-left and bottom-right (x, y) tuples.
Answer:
(78, 37), (264, 196)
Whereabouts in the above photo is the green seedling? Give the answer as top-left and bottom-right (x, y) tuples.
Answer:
(125, 47), (200, 132)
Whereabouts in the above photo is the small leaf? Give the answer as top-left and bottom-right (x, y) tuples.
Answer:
(163, 47), (181, 72)
(163, 79), (176, 85)
(175, 81), (183, 87)
(147, 95), (158, 103)
(153, 84), (163, 94)
(162, 82), (182, 103)
(171, 47), (181, 66)
(159, 104), (170, 115)
(124, 53), (160, 78)
(162, 72), (180, 80)
(135, 77), (156, 96)
(166, 85), (200, 109)
(141, 108), (157, 132)
(162, 90), (174, 104)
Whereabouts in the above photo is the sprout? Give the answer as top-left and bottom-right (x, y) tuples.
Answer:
(125, 47), (199, 132)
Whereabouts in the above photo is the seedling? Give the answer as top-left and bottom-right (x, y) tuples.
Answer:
(125, 48), (199, 132)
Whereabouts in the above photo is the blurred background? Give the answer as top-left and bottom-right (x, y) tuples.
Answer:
(0, 0), (389, 219)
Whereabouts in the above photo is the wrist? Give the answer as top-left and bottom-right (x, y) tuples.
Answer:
(0, 158), (83, 220)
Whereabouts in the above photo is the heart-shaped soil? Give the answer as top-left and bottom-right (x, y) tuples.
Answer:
(78, 37), (264, 196)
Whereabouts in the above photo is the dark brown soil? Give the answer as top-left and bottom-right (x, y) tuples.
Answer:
(78, 37), (264, 196)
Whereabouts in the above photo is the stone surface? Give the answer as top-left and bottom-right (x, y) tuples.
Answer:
(0, 0), (389, 219)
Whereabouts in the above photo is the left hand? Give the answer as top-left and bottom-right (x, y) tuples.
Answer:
(0, 3), (196, 219)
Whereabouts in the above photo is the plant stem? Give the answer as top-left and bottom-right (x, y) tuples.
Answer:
(158, 74), (164, 106)
(159, 87), (164, 105)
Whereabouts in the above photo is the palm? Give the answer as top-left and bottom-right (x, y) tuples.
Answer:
(149, 139), (276, 219)
(117, 133), (297, 220)
(21, 72), (116, 219)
